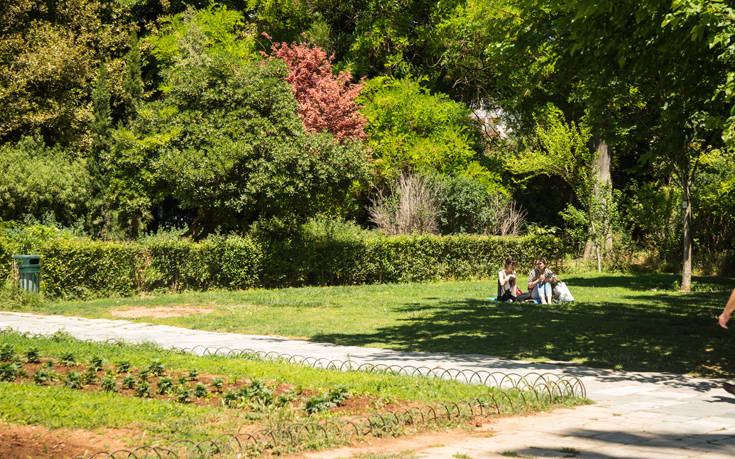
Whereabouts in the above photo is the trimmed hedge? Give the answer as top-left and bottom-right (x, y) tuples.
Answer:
(0, 230), (567, 298)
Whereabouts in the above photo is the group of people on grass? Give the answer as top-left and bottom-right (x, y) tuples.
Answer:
(497, 257), (573, 304)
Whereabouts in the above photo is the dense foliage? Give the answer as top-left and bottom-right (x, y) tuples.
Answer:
(0, 223), (566, 298)
(1, 0), (734, 284)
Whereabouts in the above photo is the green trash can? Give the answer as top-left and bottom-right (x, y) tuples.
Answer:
(13, 255), (41, 294)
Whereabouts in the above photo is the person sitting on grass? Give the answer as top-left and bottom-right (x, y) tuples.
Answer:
(527, 258), (557, 304)
(498, 258), (518, 302)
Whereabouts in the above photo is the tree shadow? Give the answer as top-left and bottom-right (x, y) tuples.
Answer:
(311, 288), (735, 377)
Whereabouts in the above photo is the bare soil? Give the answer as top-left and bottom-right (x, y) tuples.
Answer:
(110, 306), (213, 318)
(0, 422), (131, 459)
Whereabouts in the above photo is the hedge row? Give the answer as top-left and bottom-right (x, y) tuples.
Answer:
(0, 232), (567, 298)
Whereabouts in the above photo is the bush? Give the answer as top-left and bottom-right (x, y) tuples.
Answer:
(0, 222), (568, 298)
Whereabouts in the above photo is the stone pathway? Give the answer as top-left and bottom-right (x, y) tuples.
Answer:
(1, 311), (734, 458)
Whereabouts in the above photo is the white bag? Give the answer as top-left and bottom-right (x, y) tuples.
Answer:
(553, 281), (574, 303)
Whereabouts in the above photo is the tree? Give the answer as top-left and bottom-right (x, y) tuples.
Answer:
(0, 134), (91, 225)
(109, 21), (371, 238)
(0, 0), (133, 148)
(549, 0), (732, 290)
(270, 41), (368, 142)
(357, 77), (500, 188)
(514, 107), (618, 270)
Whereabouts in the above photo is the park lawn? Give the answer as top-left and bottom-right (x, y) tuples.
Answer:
(5, 272), (735, 377)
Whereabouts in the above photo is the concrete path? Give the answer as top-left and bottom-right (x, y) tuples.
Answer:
(0, 311), (733, 459)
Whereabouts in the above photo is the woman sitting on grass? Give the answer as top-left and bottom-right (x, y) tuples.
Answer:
(498, 258), (518, 302)
(527, 258), (557, 304)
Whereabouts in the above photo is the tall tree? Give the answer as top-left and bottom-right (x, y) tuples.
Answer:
(550, 0), (731, 290)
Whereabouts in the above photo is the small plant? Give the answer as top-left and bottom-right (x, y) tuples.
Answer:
(0, 343), (16, 361)
(176, 384), (191, 404)
(43, 360), (54, 369)
(50, 330), (73, 342)
(193, 383), (208, 398)
(211, 377), (224, 392)
(89, 356), (103, 371)
(328, 386), (349, 406)
(64, 371), (83, 389)
(122, 374), (136, 389)
(276, 390), (296, 407)
(82, 367), (98, 385)
(116, 361), (131, 373)
(147, 359), (165, 376)
(59, 352), (76, 366)
(0, 362), (19, 381)
(241, 379), (273, 404)
(101, 372), (117, 392)
(33, 368), (56, 385)
(135, 380), (151, 397)
(157, 377), (174, 395)
(25, 348), (41, 363)
(177, 375), (188, 386)
(304, 393), (333, 414)
(222, 389), (240, 407)
(138, 370), (149, 382)
(188, 368), (199, 380)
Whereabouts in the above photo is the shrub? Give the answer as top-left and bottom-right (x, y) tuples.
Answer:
(121, 374), (136, 389)
(0, 343), (15, 362)
(116, 361), (131, 374)
(193, 383), (208, 398)
(82, 367), (98, 385)
(135, 380), (151, 397)
(211, 377), (224, 392)
(0, 362), (19, 381)
(64, 371), (82, 389)
(304, 393), (333, 414)
(157, 377), (174, 395)
(101, 372), (117, 392)
(25, 348), (40, 363)
(33, 368), (56, 385)
(1, 222), (568, 296)
(59, 352), (76, 366)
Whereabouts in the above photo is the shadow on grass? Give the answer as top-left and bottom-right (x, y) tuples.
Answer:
(312, 276), (735, 378)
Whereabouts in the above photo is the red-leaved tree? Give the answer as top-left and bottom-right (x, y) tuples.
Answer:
(270, 40), (368, 142)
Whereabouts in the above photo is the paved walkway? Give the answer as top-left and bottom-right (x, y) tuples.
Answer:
(0, 311), (734, 458)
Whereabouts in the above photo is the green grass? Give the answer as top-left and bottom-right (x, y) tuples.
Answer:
(6, 272), (735, 376)
(0, 382), (242, 442)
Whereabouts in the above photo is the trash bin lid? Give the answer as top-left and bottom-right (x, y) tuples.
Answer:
(13, 255), (41, 266)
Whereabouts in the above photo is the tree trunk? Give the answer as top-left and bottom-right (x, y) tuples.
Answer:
(681, 179), (692, 292)
(584, 140), (612, 259)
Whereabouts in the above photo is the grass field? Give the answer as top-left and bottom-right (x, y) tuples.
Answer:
(5, 272), (735, 377)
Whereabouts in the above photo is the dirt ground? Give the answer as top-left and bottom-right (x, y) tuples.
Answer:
(0, 423), (131, 459)
(110, 306), (213, 318)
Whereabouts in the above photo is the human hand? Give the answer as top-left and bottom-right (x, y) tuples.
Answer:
(719, 312), (731, 329)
